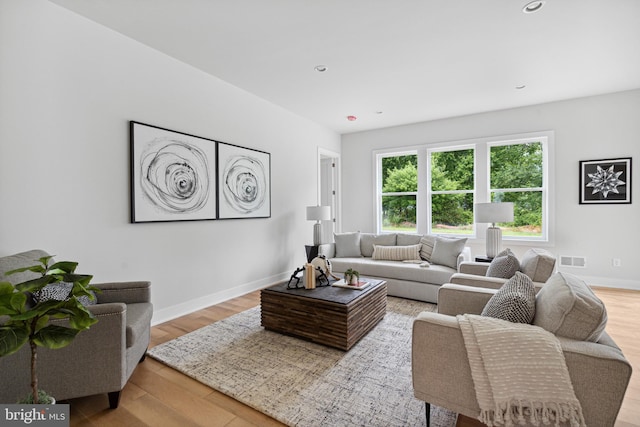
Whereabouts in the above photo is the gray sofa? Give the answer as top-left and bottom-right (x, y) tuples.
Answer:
(0, 249), (153, 408)
(412, 273), (632, 426)
(319, 232), (471, 303)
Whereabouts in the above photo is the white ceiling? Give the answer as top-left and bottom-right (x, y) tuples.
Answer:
(50, 0), (640, 134)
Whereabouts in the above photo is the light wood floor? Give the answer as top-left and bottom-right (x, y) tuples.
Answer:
(68, 287), (640, 427)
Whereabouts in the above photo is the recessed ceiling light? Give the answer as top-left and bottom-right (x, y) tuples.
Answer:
(516, 85), (526, 90)
(314, 65), (328, 72)
(522, 1), (545, 13)
(375, 111), (383, 115)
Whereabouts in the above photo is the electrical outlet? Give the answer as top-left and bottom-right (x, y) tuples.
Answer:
(612, 258), (622, 267)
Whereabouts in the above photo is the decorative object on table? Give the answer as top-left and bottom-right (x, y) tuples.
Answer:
(218, 142), (271, 219)
(579, 157), (631, 204)
(344, 268), (360, 285)
(306, 205), (331, 245)
(475, 202), (514, 258)
(286, 264), (330, 289)
(0, 256), (99, 404)
(305, 244), (319, 262)
(310, 255), (340, 281)
(331, 279), (371, 290)
(304, 263), (317, 289)
(130, 121), (218, 223)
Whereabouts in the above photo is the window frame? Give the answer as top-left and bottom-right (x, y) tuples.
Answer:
(375, 149), (419, 234)
(374, 131), (554, 245)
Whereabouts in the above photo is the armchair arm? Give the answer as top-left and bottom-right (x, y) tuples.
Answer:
(94, 281), (151, 304)
(450, 272), (507, 289)
(412, 312), (480, 418)
(437, 284), (496, 315)
(458, 261), (490, 275)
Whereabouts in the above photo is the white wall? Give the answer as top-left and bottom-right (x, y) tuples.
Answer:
(0, 0), (340, 323)
(342, 90), (640, 289)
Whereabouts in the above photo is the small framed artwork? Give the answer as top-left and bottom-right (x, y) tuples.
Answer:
(130, 121), (218, 222)
(217, 142), (271, 219)
(579, 157), (632, 204)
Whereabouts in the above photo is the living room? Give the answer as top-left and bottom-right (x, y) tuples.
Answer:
(1, 1), (639, 426)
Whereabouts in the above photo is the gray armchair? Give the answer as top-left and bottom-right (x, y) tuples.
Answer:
(412, 276), (632, 426)
(0, 249), (153, 408)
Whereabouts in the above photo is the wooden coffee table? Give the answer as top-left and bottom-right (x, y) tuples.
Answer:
(260, 279), (387, 351)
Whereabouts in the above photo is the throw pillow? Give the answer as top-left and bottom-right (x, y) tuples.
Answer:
(419, 235), (436, 261)
(396, 233), (422, 246)
(360, 233), (397, 257)
(486, 248), (520, 278)
(520, 248), (556, 282)
(33, 282), (97, 307)
(533, 272), (607, 342)
(334, 232), (362, 258)
(429, 237), (467, 269)
(481, 272), (536, 324)
(372, 244), (421, 261)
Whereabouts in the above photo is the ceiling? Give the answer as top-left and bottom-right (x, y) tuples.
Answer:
(50, 0), (640, 134)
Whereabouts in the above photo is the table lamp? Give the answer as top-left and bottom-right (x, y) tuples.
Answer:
(475, 202), (514, 258)
(306, 205), (331, 245)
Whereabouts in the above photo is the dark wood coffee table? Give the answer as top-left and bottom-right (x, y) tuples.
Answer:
(260, 279), (387, 351)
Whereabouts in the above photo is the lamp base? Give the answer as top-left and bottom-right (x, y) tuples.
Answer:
(486, 227), (502, 258)
(313, 222), (323, 246)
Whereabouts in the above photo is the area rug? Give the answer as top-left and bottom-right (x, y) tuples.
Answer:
(148, 297), (458, 427)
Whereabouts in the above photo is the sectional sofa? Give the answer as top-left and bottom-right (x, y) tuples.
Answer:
(318, 232), (471, 303)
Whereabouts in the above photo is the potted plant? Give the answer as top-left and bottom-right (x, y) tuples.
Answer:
(344, 268), (360, 286)
(0, 255), (99, 404)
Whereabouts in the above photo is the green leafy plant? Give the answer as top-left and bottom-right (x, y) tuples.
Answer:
(344, 268), (360, 284)
(0, 256), (99, 404)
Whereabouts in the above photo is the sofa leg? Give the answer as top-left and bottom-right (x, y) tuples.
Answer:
(139, 351), (147, 363)
(425, 402), (431, 427)
(108, 391), (121, 409)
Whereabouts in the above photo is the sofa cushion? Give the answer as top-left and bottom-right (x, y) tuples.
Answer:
(430, 237), (467, 269)
(334, 232), (362, 258)
(372, 244), (421, 261)
(533, 272), (607, 342)
(360, 233), (396, 257)
(486, 249), (520, 278)
(520, 248), (556, 282)
(329, 257), (456, 285)
(419, 235), (436, 261)
(396, 233), (422, 246)
(481, 272), (536, 324)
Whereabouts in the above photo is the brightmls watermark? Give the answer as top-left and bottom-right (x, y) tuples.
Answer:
(1, 405), (69, 426)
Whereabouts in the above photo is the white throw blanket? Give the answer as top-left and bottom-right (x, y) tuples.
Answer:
(457, 314), (586, 427)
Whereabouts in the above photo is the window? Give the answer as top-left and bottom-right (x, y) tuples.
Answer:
(375, 132), (551, 243)
(489, 141), (544, 238)
(378, 152), (418, 233)
(429, 147), (475, 236)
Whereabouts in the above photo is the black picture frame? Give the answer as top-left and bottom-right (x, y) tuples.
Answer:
(130, 121), (218, 223)
(579, 157), (632, 205)
(217, 142), (271, 219)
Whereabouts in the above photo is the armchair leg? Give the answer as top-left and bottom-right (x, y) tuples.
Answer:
(425, 402), (431, 427)
(108, 391), (121, 409)
(139, 351), (147, 363)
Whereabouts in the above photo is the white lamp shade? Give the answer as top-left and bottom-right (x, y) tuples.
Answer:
(306, 205), (331, 221)
(475, 202), (514, 224)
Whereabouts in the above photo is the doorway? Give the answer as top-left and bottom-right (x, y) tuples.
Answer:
(318, 148), (340, 244)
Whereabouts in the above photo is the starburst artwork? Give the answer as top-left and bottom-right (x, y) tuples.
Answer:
(579, 158), (632, 204)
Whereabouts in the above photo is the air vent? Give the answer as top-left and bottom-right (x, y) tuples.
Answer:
(559, 256), (586, 268)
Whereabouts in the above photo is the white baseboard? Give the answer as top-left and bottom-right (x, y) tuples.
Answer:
(582, 275), (640, 291)
(151, 271), (290, 326)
